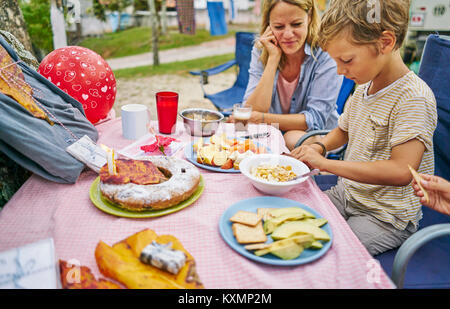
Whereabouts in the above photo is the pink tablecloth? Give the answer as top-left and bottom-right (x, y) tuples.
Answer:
(0, 119), (395, 289)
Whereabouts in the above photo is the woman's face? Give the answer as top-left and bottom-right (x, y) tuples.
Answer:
(269, 2), (309, 56)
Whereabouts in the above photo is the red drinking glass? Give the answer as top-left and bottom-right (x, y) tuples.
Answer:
(156, 91), (179, 134)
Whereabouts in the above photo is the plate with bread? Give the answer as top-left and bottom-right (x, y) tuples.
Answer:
(219, 196), (333, 266)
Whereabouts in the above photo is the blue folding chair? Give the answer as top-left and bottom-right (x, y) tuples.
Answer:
(336, 76), (355, 115)
(189, 31), (256, 116)
(424, 36), (450, 182)
(375, 34), (450, 289)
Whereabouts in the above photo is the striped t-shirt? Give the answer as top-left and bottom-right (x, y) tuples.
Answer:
(338, 71), (437, 230)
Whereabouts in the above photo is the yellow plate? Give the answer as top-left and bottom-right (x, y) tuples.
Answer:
(89, 175), (204, 218)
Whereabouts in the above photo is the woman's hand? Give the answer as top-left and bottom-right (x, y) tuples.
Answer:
(259, 26), (282, 62)
(249, 111), (264, 123)
(227, 111), (264, 124)
(290, 144), (328, 171)
(412, 174), (450, 215)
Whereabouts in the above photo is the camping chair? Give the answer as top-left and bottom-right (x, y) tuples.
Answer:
(374, 34), (450, 289)
(189, 31), (256, 116)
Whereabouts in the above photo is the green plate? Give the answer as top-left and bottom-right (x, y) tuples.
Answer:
(89, 175), (204, 218)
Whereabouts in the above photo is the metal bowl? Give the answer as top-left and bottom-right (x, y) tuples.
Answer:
(180, 108), (224, 136)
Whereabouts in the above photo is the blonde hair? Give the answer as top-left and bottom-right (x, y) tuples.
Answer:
(319, 0), (411, 52)
(258, 0), (321, 68)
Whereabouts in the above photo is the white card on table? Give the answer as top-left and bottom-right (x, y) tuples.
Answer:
(0, 238), (60, 289)
(66, 135), (107, 173)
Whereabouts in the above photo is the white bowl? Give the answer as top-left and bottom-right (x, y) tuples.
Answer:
(240, 154), (310, 196)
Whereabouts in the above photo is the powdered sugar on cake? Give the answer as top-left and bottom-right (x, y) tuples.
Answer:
(99, 156), (201, 211)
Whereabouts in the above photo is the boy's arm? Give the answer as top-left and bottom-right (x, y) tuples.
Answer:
(319, 126), (349, 152)
(290, 126), (349, 156)
(321, 138), (425, 186)
(290, 126), (348, 165)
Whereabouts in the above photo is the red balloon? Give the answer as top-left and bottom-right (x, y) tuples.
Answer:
(38, 46), (116, 124)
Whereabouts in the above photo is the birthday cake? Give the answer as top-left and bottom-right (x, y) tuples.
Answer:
(99, 156), (201, 211)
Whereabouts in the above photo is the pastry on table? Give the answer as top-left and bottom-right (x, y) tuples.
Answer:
(99, 156), (201, 211)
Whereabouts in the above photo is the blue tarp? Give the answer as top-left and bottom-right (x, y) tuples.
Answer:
(207, 1), (228, 36)
(108, 12), (131, 32)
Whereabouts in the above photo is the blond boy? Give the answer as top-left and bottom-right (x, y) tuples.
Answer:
(290, 0), (438, 255)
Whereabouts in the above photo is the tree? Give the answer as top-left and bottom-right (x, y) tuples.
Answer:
(0, 0), (34, 53)
(18, 0), (53, 59)
(135, 0), (168, 35)
(148, 0), (159, 65)
(132, 0), (164, 66)
(0, 1), (34, 208)
(93, 0), (163, 66)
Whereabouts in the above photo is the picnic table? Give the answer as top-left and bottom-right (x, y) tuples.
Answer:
(0, 118), (395, 289)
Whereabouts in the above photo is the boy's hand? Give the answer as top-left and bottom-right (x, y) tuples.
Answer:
(290, 144), (328, 170)
(412, 174), (450, 215)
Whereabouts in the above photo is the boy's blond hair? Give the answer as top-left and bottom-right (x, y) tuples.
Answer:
(258, 0), (321, 68)
(319, 0), (411, 51)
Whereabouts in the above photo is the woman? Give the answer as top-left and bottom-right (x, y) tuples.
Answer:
(242, 0), (343, 150)
(412, 174), (450, 216)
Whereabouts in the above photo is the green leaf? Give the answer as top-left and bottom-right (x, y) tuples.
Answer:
(159, 145), (166, 156)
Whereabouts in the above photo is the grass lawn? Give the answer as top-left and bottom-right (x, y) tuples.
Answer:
(79, 27), (235, 59)
(113, 53), (235, 79)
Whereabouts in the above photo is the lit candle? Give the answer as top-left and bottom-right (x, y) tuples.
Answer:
(100, 144), (117, 175)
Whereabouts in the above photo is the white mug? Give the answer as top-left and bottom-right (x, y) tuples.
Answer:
(121, 104), (150, 140)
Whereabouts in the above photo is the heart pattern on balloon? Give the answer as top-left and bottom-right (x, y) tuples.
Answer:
(44, 63), (54, 75)
(72, 84), (82, 91)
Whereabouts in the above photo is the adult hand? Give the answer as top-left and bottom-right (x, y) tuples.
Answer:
(290, 144), (327, 170)
(227, 111), (264, 124)
(259, 26), (282, 62)
(412, 174), (450, 215)
(249, 111), (264, 123)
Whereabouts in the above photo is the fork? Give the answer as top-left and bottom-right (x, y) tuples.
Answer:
(292, 169), (320, 180)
